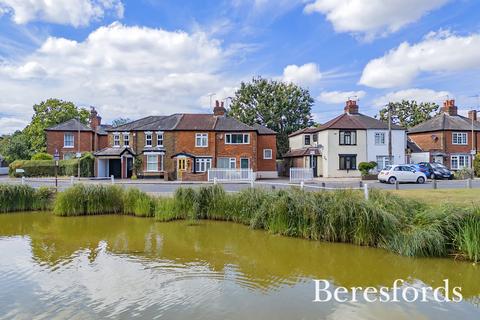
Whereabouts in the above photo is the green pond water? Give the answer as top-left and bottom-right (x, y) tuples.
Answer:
(0, 212), (479, 319)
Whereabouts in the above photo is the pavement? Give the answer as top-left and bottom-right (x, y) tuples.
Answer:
(1, 175), (479, 193)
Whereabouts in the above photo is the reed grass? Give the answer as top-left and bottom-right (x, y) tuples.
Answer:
(454, 209), (480, 262)
(154, 197), (182, 222)
(0, 184), (54, 213)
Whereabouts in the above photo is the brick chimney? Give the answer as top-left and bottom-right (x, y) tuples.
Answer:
(89, 107), (101, 131)
(213, 100), (226, 117)
(441, 99), (457, 116)
(344, 100), (359, 114)
(468, 110), (477, 121)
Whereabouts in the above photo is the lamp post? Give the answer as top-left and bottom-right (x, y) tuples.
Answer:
(54, 149), (60, 192)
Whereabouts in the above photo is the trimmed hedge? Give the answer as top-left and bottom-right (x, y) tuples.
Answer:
(9, 153), (94, 177)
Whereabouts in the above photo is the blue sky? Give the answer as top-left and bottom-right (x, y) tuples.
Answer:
(1, 0), (480, 134)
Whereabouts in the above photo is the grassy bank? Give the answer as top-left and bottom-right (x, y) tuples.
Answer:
(4, 183), (480, 263)
(0, 184), (54, 213)
(391, 189), (480, 206)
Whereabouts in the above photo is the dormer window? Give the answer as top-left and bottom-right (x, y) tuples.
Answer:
(145, 132), (153, 147)
(304, 135), (311, 146)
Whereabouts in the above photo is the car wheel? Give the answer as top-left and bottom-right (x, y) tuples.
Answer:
(388, 177), (396, 184)
(417, 176), (425, 184)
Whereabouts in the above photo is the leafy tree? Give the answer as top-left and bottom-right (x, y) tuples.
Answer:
(377, 100), (440, 128)
(0, 131), (32, 163)
(111, 118), (131, 127)
(474, 153), (480, 177)
(229, 77), (314, 156)
(23, 99), (89, 153)
(31, 152), (54, 160)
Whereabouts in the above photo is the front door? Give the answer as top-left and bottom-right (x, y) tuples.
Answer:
(311, 156), (318, 177)
(240, 158), (249, 169)
(109, 159), (122, 179)
(126, 158), (133, 178)
(177, 158), (187, 179)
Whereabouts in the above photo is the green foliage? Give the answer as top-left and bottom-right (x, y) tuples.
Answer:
(9, 154), (94, 177)
(453, 209), (480, 262)
(31, 152), (54, 160)
(0, 184), (54, 213)
(154, 197), (181, 222)
(23, 98), (89, 154)
(229, 77), (314, 156)
(377, 100), (440, 128)
(455, 167), (474, 180)
(173, 187), (197, 220)
(358, 161), (377, 176)
(0, 131), (32, 163)
(134, 156), (143, 175)
(474, 153), (480, 177)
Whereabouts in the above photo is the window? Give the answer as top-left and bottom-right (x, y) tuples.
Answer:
(304, 135), (311, 146)
(157, 132), (164, 147)
(452, 132), (467, 145)
(263, 149), (273, 159)
(195, 158), (212, 172)
(145, 132), (153, 147)
(196, 133), (208, 147)
(339, 131), (357, 145)
(146, 155), (158, 172)
(313, 134), (318, 143)
(123, 133), (129, 146)
(218, 157), (236, 169)
(376, 156), (391, 170)
(451, 155), (470, 170)
(225, 133), (250, 144)
(63, 152), (75, 160)
(64, 133), (74, 148)
(339, 154), (357, 170)
(375, 132), (385, 145)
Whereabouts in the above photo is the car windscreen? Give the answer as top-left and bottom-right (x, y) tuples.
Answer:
(384, 165), (392, 171)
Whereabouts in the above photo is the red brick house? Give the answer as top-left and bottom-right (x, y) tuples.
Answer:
(94, 101), (277, 180)
(408, 99), (480, 170)
(45, 108), (111, 159)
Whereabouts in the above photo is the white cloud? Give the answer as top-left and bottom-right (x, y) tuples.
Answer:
(0, 0), (124, 27)
(318, 90), (366, 104)
(0, 22), (237, 133)
(360, 31), (480, 88)
(304, 0), (448, 39)
(282, 63), (322, 86)
(0, 116), (28, 134)
(373, 88), (451, 107)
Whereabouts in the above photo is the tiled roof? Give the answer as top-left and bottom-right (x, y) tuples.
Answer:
(319, 113), (404, 130)
(408, 113), (480, 133)
(214, 117), (255, 131)
(252, 123), (277, 135)
(289, 127), (320, 137)
(407, 138), (423, 153)
(45, 119), (92, 132)
(96, 124), (112, 135)
(94, 147), (135, 157)
(174, 114), (217, 131)
(109, 115), (182, 131)
(283, 147), (322, 158)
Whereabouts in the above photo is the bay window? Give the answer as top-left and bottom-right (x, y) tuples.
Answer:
(195, 158), (212, 172)
(146, 154), (158, 172)
(451, 155), (469, 170)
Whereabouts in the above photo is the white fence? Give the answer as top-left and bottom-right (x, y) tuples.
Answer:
(289, 168), (314, 182)
(208, 168), (255, 182)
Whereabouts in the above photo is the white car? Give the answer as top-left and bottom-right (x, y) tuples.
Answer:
(378, 165), (427, 184)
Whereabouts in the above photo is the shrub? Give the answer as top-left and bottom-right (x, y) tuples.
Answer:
(9, 154), (94, 178)
(358, 161), (377, 176)
(31, 152), (54, 160)
(455, 167), (474, 180)
(474, 153), (480, 177)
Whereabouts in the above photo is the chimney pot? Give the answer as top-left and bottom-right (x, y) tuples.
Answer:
(344, 100), (359, 114)
(441, 99), (457, 116)
(213, 99), (226, 117)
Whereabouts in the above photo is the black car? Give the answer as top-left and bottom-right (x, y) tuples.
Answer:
(419, 162), (453, 180)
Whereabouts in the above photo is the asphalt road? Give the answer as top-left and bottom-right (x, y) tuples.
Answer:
(1, 176), (479, 194)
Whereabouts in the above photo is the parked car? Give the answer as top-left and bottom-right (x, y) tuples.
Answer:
(409, 163), (434, 179)
(424, 162), (454, 180)
(378, 165), (427, 184)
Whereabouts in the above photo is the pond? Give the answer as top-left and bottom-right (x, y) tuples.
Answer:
(0, 213), (479, 319)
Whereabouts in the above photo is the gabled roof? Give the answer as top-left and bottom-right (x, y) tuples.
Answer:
(94, 147), (135, 157)
(319, 113), (404, 130)
(252, 123), (276, 135)
(289, 127), (320, 137)
(45, 119), (92, 132)
(408, 113), (480, 133)
(407, 138), (423, 153)
(283, 147), (322, 158)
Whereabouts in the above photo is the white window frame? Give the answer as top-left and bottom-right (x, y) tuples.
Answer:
(64, 133), (74, 148)
(145, 132), (153, 147)
(146, 154), (158, 172)
(218, 157), (236, 169)
(156, 131), (164, 147)
(263, 149), (273, 159)
(376, 156), (390, 170)
(123, 133), (130, 146)
(452, 132), (467, 145)
(374, 132), (385, 145)
(195, 158), (212, 173)
(451, 155), (470, 170)
(196, 133), (208, 147)
(225, 133), (250, 145)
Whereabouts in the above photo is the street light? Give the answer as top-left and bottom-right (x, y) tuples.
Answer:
(54, 149), (60, 192)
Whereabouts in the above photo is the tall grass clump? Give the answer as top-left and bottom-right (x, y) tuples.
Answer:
(229, 187), (272, 225)
(453, 209), (480, 262)
(54, 184), (123, 216)
(194, 185), (229, 220)
(155, 197), (182, 222)
(0, 184), (55, 213)
(133, 193), (154, 217)
(173, 187), (197, 220)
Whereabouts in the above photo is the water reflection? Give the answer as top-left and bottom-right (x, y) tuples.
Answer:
(0, 213), (479, 319)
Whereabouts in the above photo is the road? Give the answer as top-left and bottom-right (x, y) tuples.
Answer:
(1, 176), (479, 194)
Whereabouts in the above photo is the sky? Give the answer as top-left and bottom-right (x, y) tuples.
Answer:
(1, 0), (480, 134)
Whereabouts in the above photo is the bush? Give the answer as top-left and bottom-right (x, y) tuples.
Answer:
(358, 161), (377, 176)
(0, 184), (54, 213)
(9, 154), (94, 177)
(455, 167), (474, 180)
(31, 152), (54, 160)
(474, 153), (480, 177)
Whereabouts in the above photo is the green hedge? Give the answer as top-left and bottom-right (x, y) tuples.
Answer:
(9, 153), (94, 177)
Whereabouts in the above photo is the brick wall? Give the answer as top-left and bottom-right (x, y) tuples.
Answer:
(46, 131), (94, 159)
(256, 134), (277, 171)
(409, 131), (480, 154)
(216, 132), (257, 170)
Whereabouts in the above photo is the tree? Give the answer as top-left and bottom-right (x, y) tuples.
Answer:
(23, 99), (89, 153)
(229, 77), (314, 156)
(0, 131), (32, 163)
(377, 100), (440, 128)
(111, 118), (131, 127)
